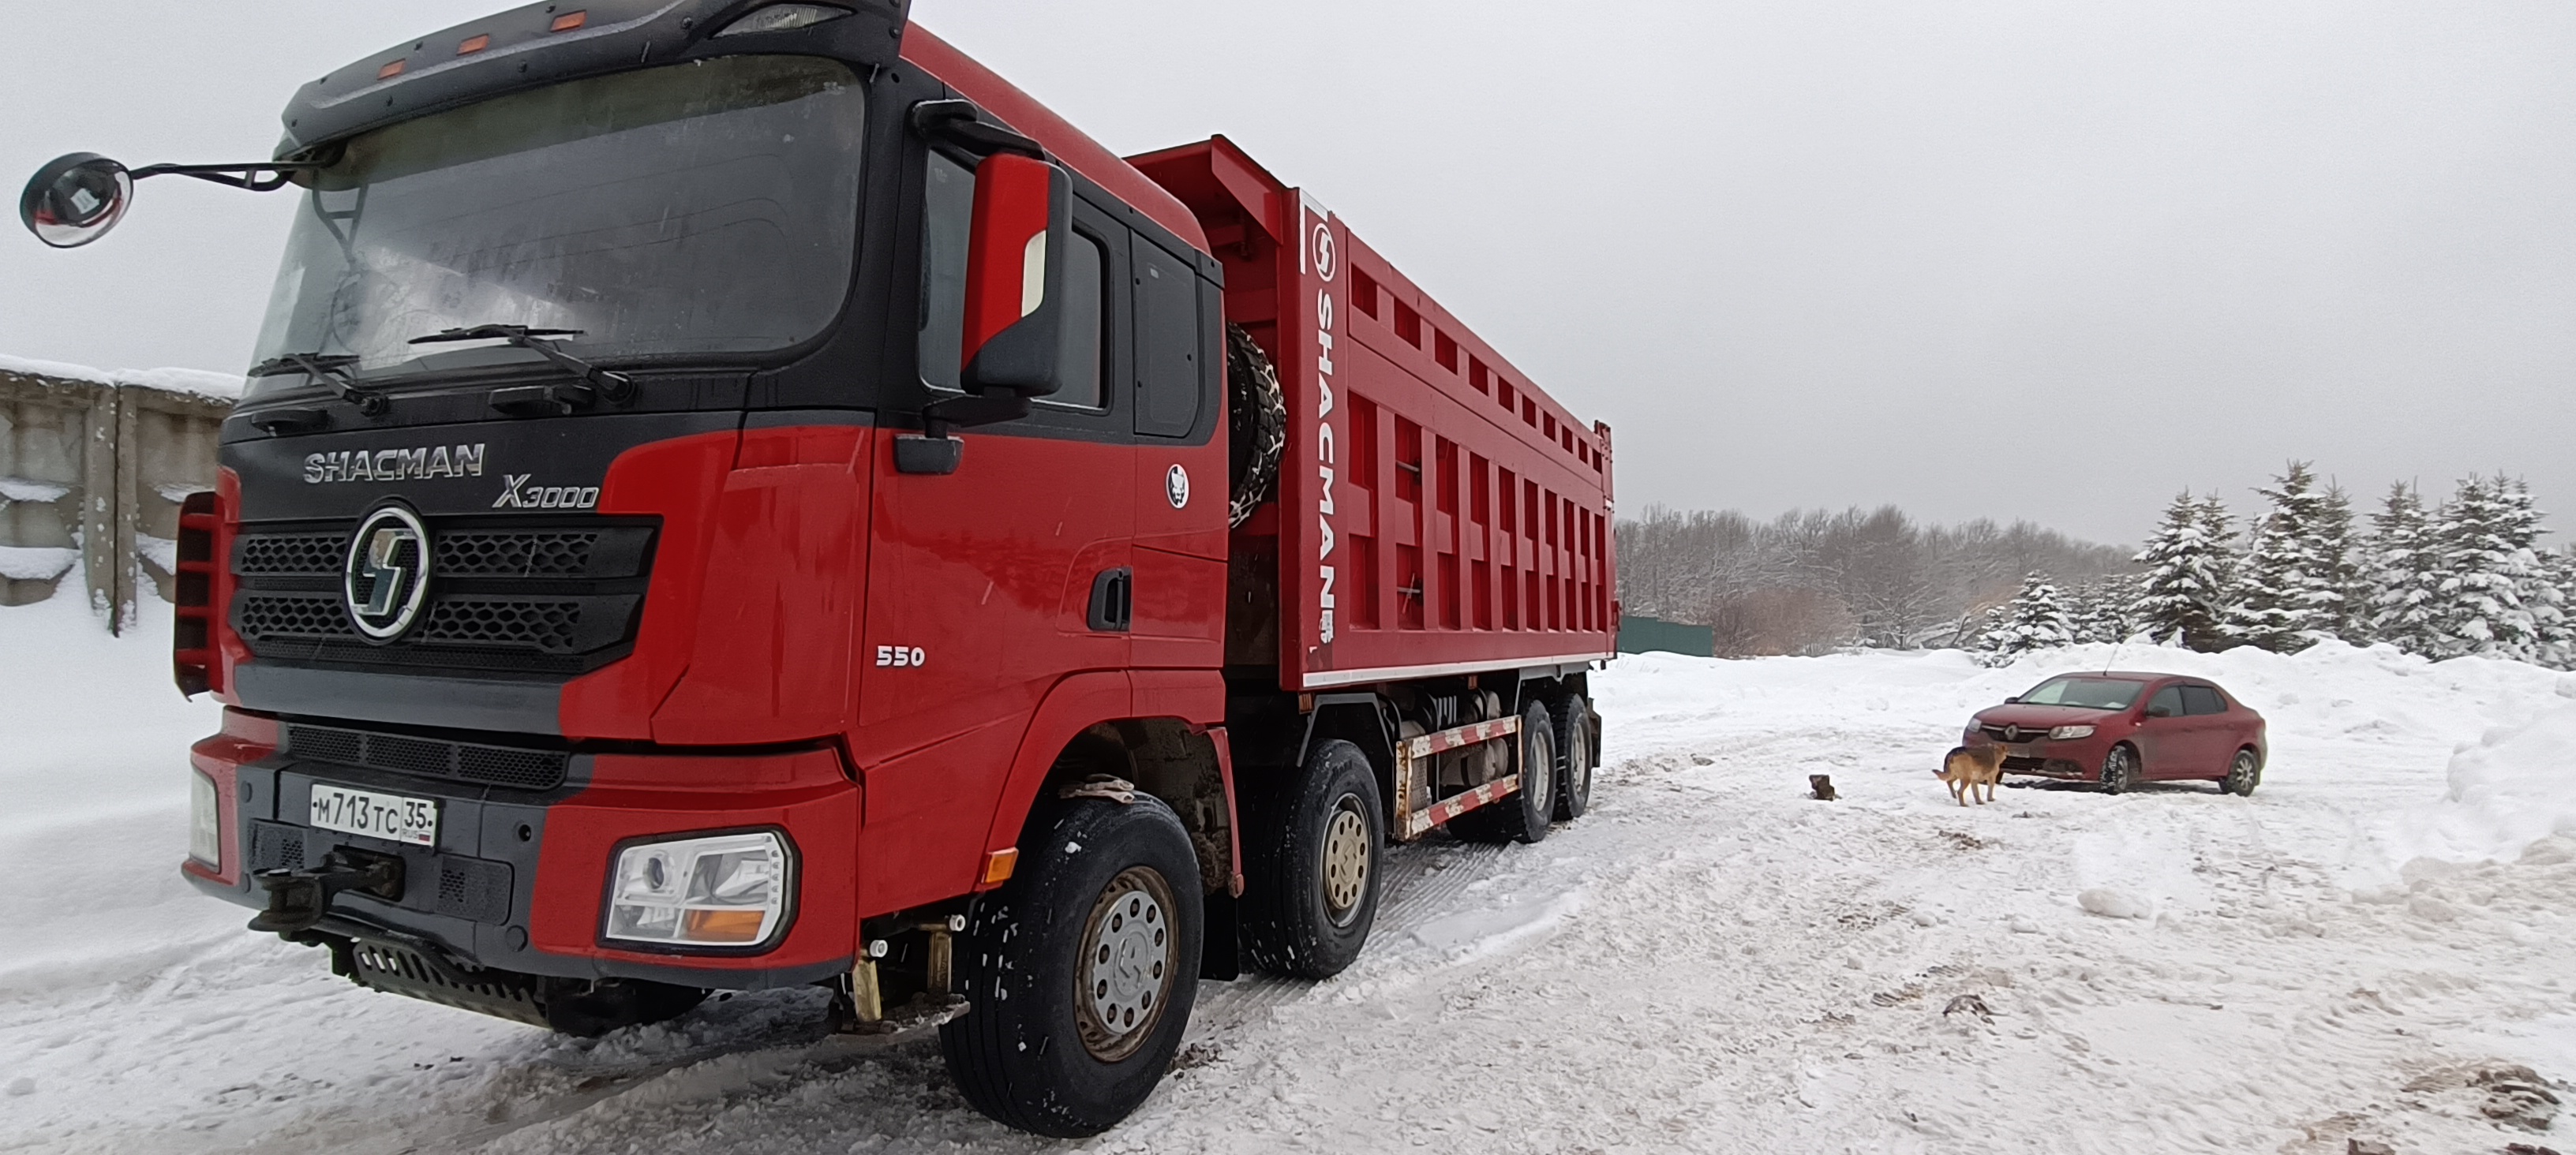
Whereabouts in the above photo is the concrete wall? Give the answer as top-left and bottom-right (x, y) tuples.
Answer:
(0, 367), (231, 629)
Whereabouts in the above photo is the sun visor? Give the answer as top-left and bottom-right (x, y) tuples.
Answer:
(276, 0), (909, 155)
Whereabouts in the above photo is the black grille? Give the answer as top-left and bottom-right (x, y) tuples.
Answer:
(239, 593), (358, 639)
(237, 533), (344, 575)
(435, 857), (515, 924)
(436, 531), (598, 577)
(283, 723), (568, 791)
(249, 820), (308, 873)
(234, 592), (631, 656)
(229, 519), (653, 678)
(234, 526), (647, 579)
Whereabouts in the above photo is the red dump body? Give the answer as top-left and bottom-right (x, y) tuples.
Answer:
(1133, 140), (1619, 689)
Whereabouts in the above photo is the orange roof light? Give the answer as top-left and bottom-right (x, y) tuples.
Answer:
(376, 59), (406, 80)
(457, 33), (491, 54)
(551, 10), (588, 32)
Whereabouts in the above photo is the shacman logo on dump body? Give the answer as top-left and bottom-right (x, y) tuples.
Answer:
(303, 443), (485, 484)
(1310, 210), (1339, 646)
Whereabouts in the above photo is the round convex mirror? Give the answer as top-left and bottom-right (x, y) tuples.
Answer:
(21, 153), (133, 249)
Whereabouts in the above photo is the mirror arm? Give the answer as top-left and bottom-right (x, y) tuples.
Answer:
(908, 99), (1045, 161)
(128, 162), (326, 192)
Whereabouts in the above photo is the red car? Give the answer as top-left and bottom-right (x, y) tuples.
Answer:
(1961, 672), (2267, 795)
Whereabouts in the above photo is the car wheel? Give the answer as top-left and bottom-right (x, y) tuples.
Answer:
(1552, 693), (1593, 822)
(2222, 748), (2260, 796)
(940, 795), (1203, 1138)
(1241, 738), (1383, 980)
(2099, 746), (2136, 795)
(1449, 701), (1555, 844)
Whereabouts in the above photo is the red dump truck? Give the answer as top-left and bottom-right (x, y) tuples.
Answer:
(21, 0), (1616, 1134)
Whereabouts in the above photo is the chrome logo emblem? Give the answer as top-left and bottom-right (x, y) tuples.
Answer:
(343, 505), (431, 641)
(2004, 725), (2024, 743)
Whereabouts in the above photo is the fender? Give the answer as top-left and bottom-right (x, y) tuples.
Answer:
(974, 671), (1134, 886)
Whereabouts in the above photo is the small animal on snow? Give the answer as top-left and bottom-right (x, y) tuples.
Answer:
(1809, 774), (1837, 801)
(1938, 745), (2006, 806)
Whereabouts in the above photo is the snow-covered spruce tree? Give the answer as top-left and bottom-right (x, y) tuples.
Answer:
(2428, 474), (2555, 663)
(2224, 462), (2349, 652)
(2066, 574), (2140, 643)
(2132, 492), (2234, 651)
(1981, 572), (2073, 661)
(2365, 482), (2443, 656)
(2318, 482), (2361, 641)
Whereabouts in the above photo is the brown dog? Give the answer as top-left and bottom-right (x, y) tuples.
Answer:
(1938, 745), (2006, 806)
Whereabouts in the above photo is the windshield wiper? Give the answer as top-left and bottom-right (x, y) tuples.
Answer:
(246, 352), (388, 417)
(407, 325), (635, 404)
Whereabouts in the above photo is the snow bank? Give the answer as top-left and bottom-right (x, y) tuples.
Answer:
(0, 353), (243, 401)
(2389, 696), (2576, 864)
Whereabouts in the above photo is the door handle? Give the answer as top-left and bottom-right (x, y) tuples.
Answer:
(1088, 567), (1133, 632)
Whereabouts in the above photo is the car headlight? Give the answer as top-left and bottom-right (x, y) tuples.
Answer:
(2048, 725), (2096, 740)
(189, 770), (221, 867)
(605, 831), (792, 948)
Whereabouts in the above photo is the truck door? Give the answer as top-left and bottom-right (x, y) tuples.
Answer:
(852, 151), (1133, 907)
(1125, 231), (1227, 670)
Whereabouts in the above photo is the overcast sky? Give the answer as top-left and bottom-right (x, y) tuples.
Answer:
(5, 2), (2570, 545)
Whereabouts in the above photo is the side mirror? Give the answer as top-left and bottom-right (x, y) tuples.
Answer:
(2003, 696), (2020, 705)
(2146, 705), (2174, 719)
(958, 151), (1072, 398)
(21, 153), (133, 249)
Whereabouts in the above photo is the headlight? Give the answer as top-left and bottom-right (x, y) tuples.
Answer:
(189, 771), (221, 867)
(2048, 725), (2096, 740)
(605, 832), (792, 948)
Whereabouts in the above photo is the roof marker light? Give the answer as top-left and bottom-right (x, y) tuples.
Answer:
(713, 3), (852, 38)
(550, 10), (588, 32)
(376, 59), (406, 80)
(457, 34), (491, 54)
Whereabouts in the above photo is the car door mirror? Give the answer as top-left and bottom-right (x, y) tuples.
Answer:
(2146, 705), (2174, 719)
(21, 153), (133, 249)
(2003, 696), (2020, 705)
(957, 151), (1072, 400)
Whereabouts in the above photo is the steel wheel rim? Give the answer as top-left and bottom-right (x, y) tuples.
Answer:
(1074, 865), (1176, 1063)
(1526, 725), (1553, 815)
(1321, 798), (1371, 925)
(1567, 720), (1590, 805)
(2230, 752), (2256, 792)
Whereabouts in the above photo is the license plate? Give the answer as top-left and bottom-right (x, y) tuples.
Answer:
(2005, 744), (2035, 758)
(309, 783), (438, 847)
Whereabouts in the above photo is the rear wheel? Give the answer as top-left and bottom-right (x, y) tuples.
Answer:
(1241, 739), (1383, 979)
(1552, 694), (1593, 822)
(2099, 745), (2137, 795)
(1450, 701), (1555, 844)
(2222, 748), (2261, 796)
(940, 795), (1203, 1138)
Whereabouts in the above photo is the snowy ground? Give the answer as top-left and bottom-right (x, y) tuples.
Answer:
(4, 593), (2574, 1154)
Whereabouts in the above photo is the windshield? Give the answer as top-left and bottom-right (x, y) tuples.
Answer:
(2018, 677), (2146, 710)
(248, 54), (865, 399)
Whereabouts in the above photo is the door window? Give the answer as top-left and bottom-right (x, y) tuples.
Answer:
(2181, 686), (2226, 716)
(1131, 237), (1202, 437)
(919, 151), (1107, 408)
(2147, 686), (2185, 717)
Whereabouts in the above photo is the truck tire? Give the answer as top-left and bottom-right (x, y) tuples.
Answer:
(939, 795), (1204, 1138)
(1226, 323), (1286, 528)
(1552, 693), (1593, 822)
(1448, 701), (1554, 844)
(1241, 738), (1383, 979)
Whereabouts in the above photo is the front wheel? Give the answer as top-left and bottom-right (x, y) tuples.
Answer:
(2099, 745), (2136, 795)
(2222, 749), (2261, 796)
(940, 795), (1204, 1138)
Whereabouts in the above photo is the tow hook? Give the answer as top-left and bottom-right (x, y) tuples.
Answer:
(249, 849), (404, 935)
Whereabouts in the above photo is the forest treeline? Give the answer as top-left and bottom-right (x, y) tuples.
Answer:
(1612, 505), (2133, 656)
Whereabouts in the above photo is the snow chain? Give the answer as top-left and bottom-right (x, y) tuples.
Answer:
(1226, 323), (1286, 529)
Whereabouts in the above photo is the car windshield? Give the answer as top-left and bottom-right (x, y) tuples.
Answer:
(2018, 677), (2145, 710)
(246, 54), (866, 400)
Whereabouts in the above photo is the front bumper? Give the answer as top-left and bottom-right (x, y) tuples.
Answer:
(1967, 734), (2110, 781)
(184, 716), (859, 990)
